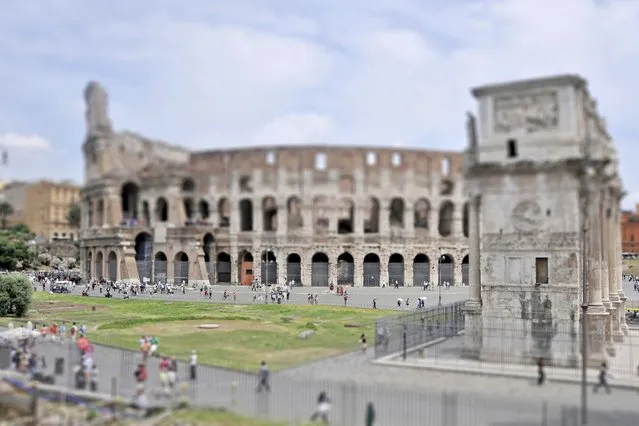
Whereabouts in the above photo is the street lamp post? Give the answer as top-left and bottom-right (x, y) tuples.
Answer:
(438, 255), (443, 306)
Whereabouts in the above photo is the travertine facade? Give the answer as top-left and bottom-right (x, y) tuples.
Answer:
(464, 75), (628, 366)
(79, 81), (470, 286)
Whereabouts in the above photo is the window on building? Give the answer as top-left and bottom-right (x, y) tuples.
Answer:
(391, 152), (402, 167)
(265, 151), (276, 165)
(507, 139), (518, 158)
(314, 152), (327, 171)
(535, 257), (549, 284)
(366, 151), (377, 166)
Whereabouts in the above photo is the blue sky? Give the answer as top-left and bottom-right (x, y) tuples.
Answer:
(1, 0), (639, 207)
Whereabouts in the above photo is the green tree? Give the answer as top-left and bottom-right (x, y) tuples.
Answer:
(0, 201), (14, 229)
(0, 273), (32, 317)
(67, 203), (81, 228)
(0, 236), (34, 270)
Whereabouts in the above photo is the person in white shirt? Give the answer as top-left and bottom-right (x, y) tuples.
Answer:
(189, 350), (197, 381)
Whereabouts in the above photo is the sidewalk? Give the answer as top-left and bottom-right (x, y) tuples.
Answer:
(374, 354), (639, 391)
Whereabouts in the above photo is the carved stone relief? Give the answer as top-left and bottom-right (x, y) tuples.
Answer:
(493, 91), (559, 134)
(512, 200), (543, 232)
(482, 232), (579, 251)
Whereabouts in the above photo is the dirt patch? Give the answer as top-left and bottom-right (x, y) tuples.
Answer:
(32, 302), (108, 315)
(125, 320), (289, 335)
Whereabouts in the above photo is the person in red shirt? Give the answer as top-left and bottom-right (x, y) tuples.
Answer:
(49, 323), (57, 342)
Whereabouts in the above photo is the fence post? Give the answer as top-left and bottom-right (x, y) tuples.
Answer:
(30, 382), (39, 419)
(541, 401), (548, 426)
(110, 377), (117, 420)
(402, 323), (407, 361)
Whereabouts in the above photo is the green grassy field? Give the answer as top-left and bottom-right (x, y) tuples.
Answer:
(157, 409), (301, 426)
(623, 258), (639, 275)
(5, 293), (391, 372)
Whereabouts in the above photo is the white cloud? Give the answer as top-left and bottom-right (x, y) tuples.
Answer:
(0, 0), (638, 206)
(0, 133), (51, 150)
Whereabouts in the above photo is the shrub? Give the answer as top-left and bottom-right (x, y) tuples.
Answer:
(0, 273), (33, 317)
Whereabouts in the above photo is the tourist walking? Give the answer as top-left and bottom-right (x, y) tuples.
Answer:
(256, 361), (270, 392)
(537, 357), (545, 386)
(593, 362), (611, 394)
(310, 391), (331, 424)
(366, 402), (376, 426)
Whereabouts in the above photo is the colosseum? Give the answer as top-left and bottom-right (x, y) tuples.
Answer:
(79, 81), (470, 287)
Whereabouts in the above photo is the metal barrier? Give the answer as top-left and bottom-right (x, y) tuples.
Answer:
(374, 300), (466, 359)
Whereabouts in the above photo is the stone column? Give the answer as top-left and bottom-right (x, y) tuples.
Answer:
(276, 202), (287, 236)
(609, 200), (623, 342)
(404, 203), (414, 236)
(463, 194), (482, 359)
(253, 199), (263, 233)
(616, 193), (630, 335)
(599, 190), (613, 355)
(587, 186), (607, 365)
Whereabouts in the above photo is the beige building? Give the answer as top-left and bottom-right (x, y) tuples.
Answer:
(79, 81), (470, 285)
(1, 180), (81, 240)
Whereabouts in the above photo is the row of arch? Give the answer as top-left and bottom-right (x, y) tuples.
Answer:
(87, 232), (469, 286)
(89, 181), (469, 238)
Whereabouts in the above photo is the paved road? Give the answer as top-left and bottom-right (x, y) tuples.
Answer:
(51, 282), (470, 311)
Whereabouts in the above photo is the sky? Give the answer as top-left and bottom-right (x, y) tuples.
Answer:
(1, 0), (638, 207)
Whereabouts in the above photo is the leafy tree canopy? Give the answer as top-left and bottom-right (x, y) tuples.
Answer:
(0, 273), (32, 317)
(67, 203), (81, 228)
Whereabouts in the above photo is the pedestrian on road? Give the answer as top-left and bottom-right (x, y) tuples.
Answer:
(257, 361), (270, 392)
(90, 364), (99, 392)
(537, 357), (545, 386)
(372, 297), (377, 309)
(365, 402), (376, 426)
(310, 391), (331, 424)
(593, 362), (611, 394)
(360, 334), (367, 352)
(190, 350), (197, 381)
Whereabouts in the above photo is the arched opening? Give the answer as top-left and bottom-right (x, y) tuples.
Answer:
(142, 201), (151, 226)
(262, 197), (278, 232)
(239, 199), (253, 231)
(388, 253), (405, 286)
(311, 252), (329, 287)
(462, 202), (469, 238)
(95, 251), (104, 279)
(337, 252), (354, 285)
(363, 253), (380, 287)
(440, 179), (454, 196)
(107, 251), (118, 281)
(439, 254), (454, 285)
(287, 196), (303, 230)
(156, 197), (168, 222)
(438, 201), (454, 237)
(86, 251), (93, 280)
(413, 254), (430, 286)
(96, 199), (105, 227)
(154, 252), (168, 283)
(134, 232), (153, 282)
(181, 178), (195, 192)
(183, 197), (195, 222)
(313, 196), (329, 232)
(218, 198), (230, 227)
(364, 197), (380, 233)
(216, 252), (231, 283)
(389, 198), (405, 228)
(414, 199), (430, 230)
(199, 200), (210, 221)
(286, 253), (301, 285)
(238, 251), (254, 285)
(261, 251), (277, 285)
(462, 255), (469, 286)
(337, 198), (354, 234)
(203, 233), (215, 284)
(120, 182), (139, 224)
(174, 252), (189, 284)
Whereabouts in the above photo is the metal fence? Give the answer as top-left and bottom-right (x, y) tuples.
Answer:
(374, 300), (466, 358)
(286, 261), (301, 285)
(311, 261), (329, 287)
(2, 339), (637, 426)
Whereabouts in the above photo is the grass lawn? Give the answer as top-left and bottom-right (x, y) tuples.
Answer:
(623, 258), (639, 275)
(157, 408), (301, 426)
(5, 293), (391, 372)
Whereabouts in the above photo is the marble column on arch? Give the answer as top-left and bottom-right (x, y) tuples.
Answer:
(587, 184), (607, 365)
(608, 198), (623, 342)
(599, 189), (613, 355)
(615, 191), (630, 335)
(463, 194), (482, 359)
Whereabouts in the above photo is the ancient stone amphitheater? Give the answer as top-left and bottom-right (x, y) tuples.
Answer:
(80, 82), (470, 287)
